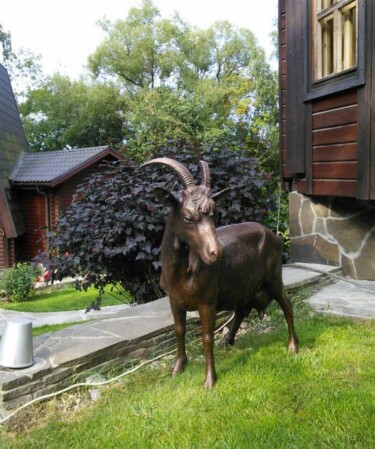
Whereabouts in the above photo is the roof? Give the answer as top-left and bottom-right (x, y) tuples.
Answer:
(10, 146), (124, 187)
(0, 64), (28, 237)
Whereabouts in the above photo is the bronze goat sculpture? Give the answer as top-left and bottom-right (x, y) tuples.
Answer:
(141, 157), (298, 388)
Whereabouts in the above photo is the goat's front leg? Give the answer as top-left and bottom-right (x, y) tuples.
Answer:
(198, 304), (217, 389)
(170, 302), (188, 375)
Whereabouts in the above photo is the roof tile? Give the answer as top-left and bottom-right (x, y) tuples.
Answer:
(10, 146), (115, 184)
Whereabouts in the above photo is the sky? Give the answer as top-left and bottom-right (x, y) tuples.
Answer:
(2, 0), (278, 79)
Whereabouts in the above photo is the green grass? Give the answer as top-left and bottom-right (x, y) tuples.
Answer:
(1, 300), (375, 449)
(0, 285), (132, 313)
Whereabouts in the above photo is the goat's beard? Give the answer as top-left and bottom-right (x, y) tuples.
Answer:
(187, 251), (201, 274)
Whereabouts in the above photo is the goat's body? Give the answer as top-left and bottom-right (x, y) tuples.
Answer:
(161, 222), (284, 314)
(160, 220), (298, 388)
(141, 157), (298, 388)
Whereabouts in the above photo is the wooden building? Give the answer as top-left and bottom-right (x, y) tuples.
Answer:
(280, 0), (375, 279)
(0, 64), (124, 270)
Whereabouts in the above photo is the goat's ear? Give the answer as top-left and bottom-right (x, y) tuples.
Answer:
(212, 187), (231, 204)
(153, 186), (179, 206)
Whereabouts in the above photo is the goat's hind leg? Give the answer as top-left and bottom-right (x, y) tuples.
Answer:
(170, 303), (188, 375)
(220, 304), (251, 347)
(270, 284), (299, 354)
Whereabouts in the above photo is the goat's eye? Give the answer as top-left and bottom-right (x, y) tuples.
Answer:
(183, 216), (194, 224)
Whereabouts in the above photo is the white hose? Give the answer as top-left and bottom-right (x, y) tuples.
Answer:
(0, 313), (234, 425)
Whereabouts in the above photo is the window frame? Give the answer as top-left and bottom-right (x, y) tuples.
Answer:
(305, 0), (365, 101)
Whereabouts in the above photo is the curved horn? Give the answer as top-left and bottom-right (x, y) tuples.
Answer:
(199, 160), (211, 188)
(140, 157), (195, 189)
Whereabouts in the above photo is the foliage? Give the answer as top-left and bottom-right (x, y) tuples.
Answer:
(18, 2), (278, 167)
(19, 74), (126, 151)
(0, 263), (40, 302)
(264, 188), (290, 262)
(0, 24), (12, 60)
(2, 303), (375, 448)
(0, 22), (44, 101)
(88, 2), (279, 162)
(41, 143), (277, 304)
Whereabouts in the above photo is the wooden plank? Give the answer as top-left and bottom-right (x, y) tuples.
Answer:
(280, 14), (286, 30)
(313, 180), (356, 196)
(280, 0), (286, 14)
(305, 102), (313, 194)
(370, 0), (375, 200)
(356, 0), (372, 199)
(281, 104), (286, 117)
(295, 179), (308, 194)
(281, 60), (286, 74)
(281, 90), (286, 106)
(313, 161), (357, 179)
(312, 104), (357, 129)
(281, 74), (287, 90)
(281, 44), (287, 60)
(312, 124), (357, 145)
(313, 143), (357, 161)
(280, 29), (286, 45)
(312, 90), (357, 113)
(285, 0), (306, 174)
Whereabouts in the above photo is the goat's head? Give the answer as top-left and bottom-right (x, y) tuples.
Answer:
(140, 157), (230, 271)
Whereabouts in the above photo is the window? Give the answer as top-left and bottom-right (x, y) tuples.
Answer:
(313, 0), (358, 81)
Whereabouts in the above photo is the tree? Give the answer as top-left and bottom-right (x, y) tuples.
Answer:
(0, 24), (12, 61)
(1, 23), (44, 100)
(88, 0), (180, 91)
(87, 2), (278, 162)
(42, 142), (277, 304)
(14, 2), (278, 167)
(19, 74), (126, 151)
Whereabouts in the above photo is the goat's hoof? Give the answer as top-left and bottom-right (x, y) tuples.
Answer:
(172, 357), (188, 375)
(288, 340), (298, 354)
(204, 377), (217, 389)
(220, 337), (234, 348)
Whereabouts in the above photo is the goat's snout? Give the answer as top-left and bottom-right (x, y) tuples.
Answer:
(205, 243), (222, 264)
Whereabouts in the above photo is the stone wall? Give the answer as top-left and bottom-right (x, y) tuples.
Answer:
(289, 192), (375, 280)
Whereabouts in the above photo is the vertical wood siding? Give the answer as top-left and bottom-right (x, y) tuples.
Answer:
(279, 0), (290, 181)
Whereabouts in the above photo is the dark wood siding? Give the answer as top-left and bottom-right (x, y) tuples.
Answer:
(0, 234), (9, 270)
(54, 159), (116, 213)
(280, 0), (372, 199)
(285, 0), (306, 175)
(279, 0), (290, 180)
(18, 191), (47, 261)
(311, 90), (358, 196)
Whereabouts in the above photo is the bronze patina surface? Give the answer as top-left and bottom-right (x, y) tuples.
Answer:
(141, 158), (298, 388)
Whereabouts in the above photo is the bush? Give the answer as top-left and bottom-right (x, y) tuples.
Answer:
(0, 263), (40, 302)
(42, 141), (278, 304)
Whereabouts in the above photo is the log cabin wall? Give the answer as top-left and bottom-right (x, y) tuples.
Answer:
(17, 191), (47, 261)
(53, 160), (112, 215)
(0, 232), (9, 270)
(280, 0), (375, 279)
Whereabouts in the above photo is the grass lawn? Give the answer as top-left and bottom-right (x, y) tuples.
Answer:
(0, 285), (132, 313)
(1, 299), (375, 448)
